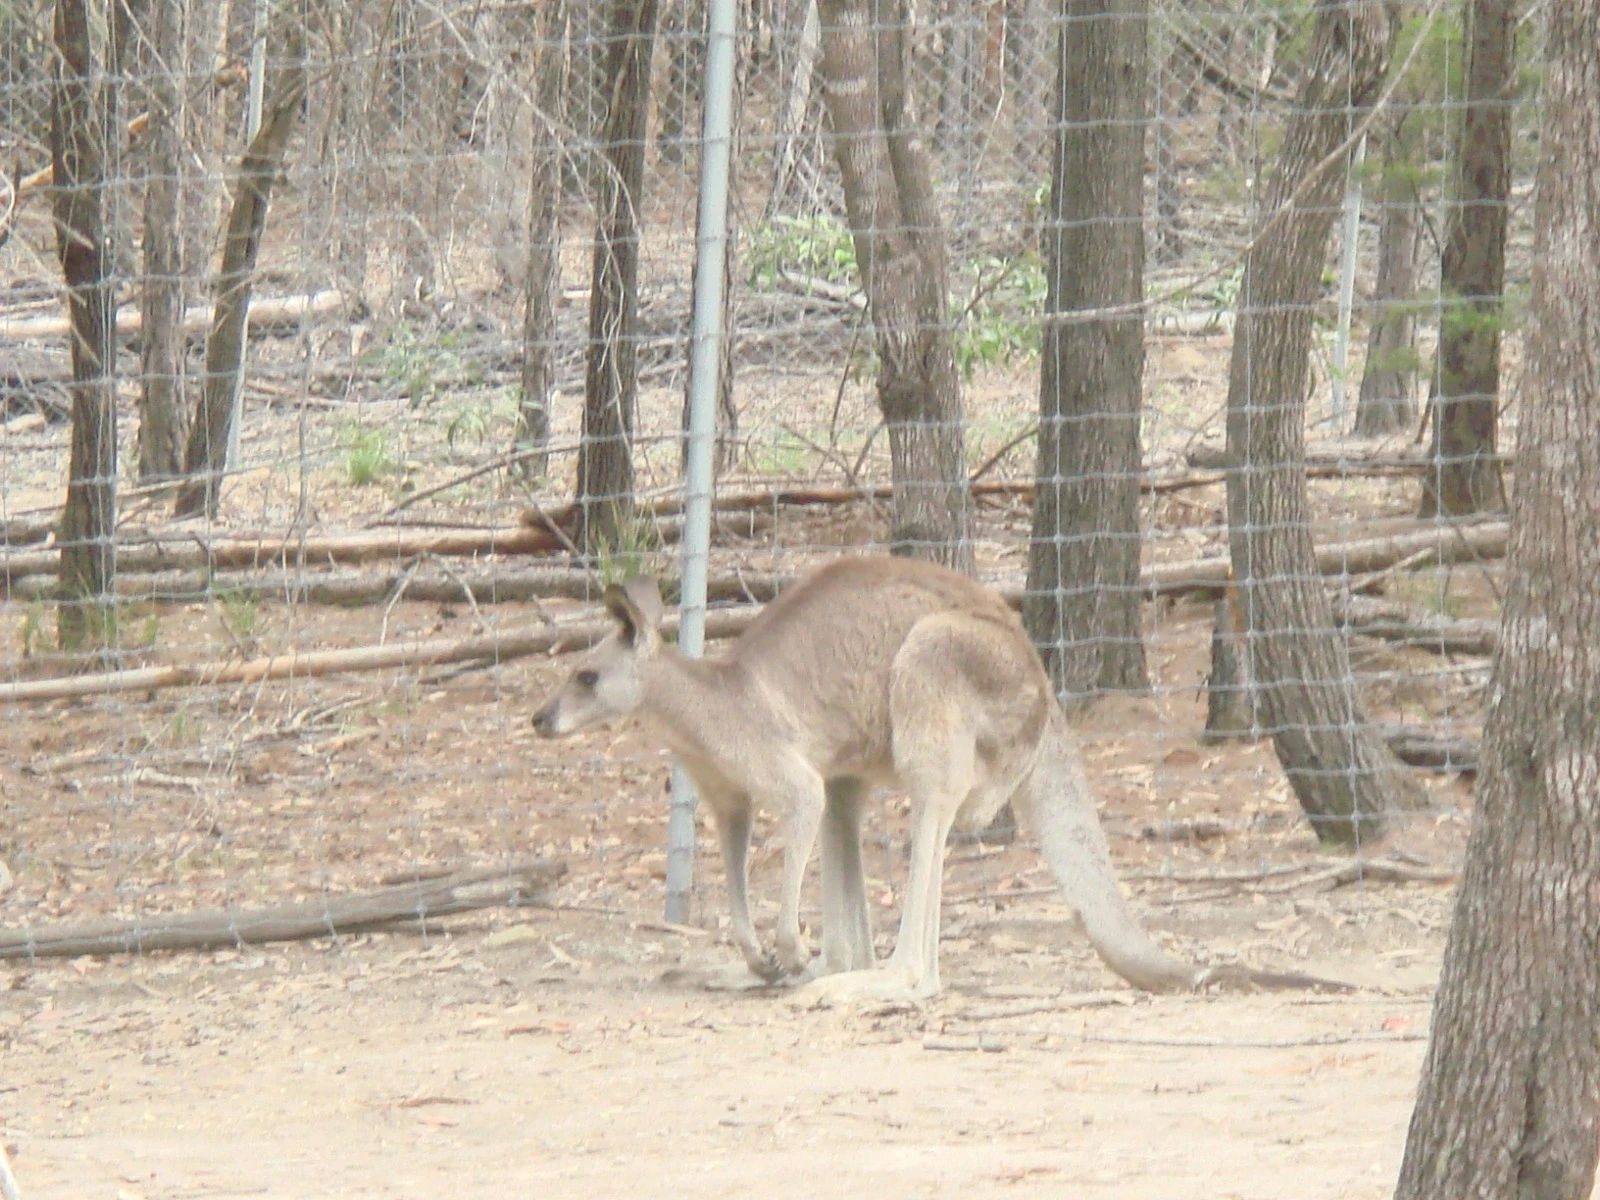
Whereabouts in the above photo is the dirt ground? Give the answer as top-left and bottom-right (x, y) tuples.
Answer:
(0, 589), (1472, 1200)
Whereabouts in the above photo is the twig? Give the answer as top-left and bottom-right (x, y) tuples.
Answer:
(968, 422), (1039, 484)
(378, 446), (551, 519)
(378, 558), (424, 645)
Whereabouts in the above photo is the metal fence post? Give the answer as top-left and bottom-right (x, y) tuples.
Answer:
(664, 0), (737, 926)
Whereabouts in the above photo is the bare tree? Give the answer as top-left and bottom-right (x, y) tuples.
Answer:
(1418, 0), (1516, 517)
(137, 0), (188, 482)
(575, 0), (659, 551)
(516, 0), (569, 482)
(1223, 0), (1423, 846)
(1394, 2), (1600, 1191)
(817, 0), (972, 569)
(51, 0), (121, 649)
(173, 49), (307, 519)
(1023, 0), (1150, 699)
(1353, 110), (1422, 438)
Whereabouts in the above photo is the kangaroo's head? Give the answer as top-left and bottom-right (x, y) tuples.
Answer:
(531, 576), (664, 738)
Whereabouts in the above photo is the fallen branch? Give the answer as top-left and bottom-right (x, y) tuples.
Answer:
(1186, 444), (1515, 476)
(0, 860), (566, 959)
(0, 606), (767, 704)
(0, 290), (343, 343)
(1380, 724), (1480, 774)
(1146, 521), (1508, 599)
(0, 523), (565, 590)
(1335, 594), (1499, 657)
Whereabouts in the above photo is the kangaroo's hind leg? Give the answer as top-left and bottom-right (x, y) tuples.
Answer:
(820, 777), (875, 975)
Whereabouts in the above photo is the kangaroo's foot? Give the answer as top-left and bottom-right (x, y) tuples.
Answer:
(788, 965), (939, 1009)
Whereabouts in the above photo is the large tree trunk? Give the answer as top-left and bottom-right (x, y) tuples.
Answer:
(515, 0), (568, 482)
(1353, 112), (1422, 438)
(817, 0), (972, 570)
(575, 0), (658, 552)
(1393, 5), (1600, 1193)
(172, 55), (306, 520)
(1223, 0), (1422, 847)
(1022, 0), (1149, 699)
(52, 0), (120, 650)
(137, 0), (188, 483)
(1418, 0), (1515, 517)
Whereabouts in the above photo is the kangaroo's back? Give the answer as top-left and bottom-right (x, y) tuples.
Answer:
(727, 556), (1036, 775)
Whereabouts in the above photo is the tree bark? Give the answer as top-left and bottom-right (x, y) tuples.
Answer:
(173, 53), (306, 519)
(1223, 0), (1422, 847)
(516, 0), (568, 482)
(52, 0), (120, 650)
(1394, 3), (1600, 1191)
(1354, 112), (1422, 438)
(1418, 0), (1515, 517)
(817, 0), (972, 570)
(137, 0), (188, 482)
(1023, 0), (1149, 699)
(575, 0), (659, 552)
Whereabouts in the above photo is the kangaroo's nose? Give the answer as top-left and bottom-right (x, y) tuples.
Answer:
(531, 705), (556, 737)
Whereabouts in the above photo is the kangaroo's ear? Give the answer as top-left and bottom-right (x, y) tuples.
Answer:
(603, 578), (662, 648)
(622, 576), (665, 629)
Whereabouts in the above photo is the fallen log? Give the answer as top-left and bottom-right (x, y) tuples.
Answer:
(1334, 594), (1499, 657)
(0, 605), (767, 704)
(0, 860), (566, 959)
(8, 562), (791, 609)
(0, 289), (343, 343)
(1186, 444), (1515, 475)
(1379, 724), (1480, 774)
(1145, 521), (1508, 599)
(0, 523), (565, 591)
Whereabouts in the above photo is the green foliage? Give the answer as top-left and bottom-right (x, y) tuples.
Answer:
(953, 254), (1048, 381)
(17, 601), (45, 659)
(746, 214), (858, 288)
(364, 321), (469, 409)
(341, 423), (392, 487)
(591, 512), (667, 589)
(212, 587), (261, 642)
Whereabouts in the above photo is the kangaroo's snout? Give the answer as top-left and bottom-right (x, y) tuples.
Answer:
(531, 701), (561, 738)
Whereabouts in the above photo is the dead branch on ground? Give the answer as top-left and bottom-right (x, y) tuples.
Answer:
(0, 861), (565, 959)
(0, 290), (342, 343)
(1334, 593), (1499, 657)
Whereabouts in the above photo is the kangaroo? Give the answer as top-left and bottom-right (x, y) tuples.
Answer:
(533, 555), (1304, 1001)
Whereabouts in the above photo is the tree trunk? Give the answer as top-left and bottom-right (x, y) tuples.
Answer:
(137, 0), (188, 482)
(1023, 0), (1149, 699)
(1353, 111), (1422, 438)
(1394, 4), (1600, 1192)
(52, 0), (120, 651)
(1418, 0), (1515, 517)
(172, 56), (306, 520)
(1223, 0), (1422, 847)
(516, 0), (568, 482)
(817, 0), (972, 570)
(575, 0), (658, 552)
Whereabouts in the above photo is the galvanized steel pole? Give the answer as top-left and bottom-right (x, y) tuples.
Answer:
(664, 0), (737, 925)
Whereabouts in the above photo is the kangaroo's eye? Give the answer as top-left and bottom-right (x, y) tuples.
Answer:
(576, 670), (600, 689)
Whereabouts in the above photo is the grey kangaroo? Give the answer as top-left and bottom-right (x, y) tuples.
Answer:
(533, 555), (1305, 1002)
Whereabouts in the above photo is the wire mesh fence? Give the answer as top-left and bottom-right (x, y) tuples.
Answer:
(0, 0), (1543, 1185)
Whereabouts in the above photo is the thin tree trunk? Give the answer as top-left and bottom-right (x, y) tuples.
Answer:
(1394, 2), (1600, 1192)
(138, 0), (187, 482)
(52, 0), (120, 650)
(1023, 0), (1150, 699)
(1354, 112), (1422, 438)
(516, 0), (568, 482)
(173, 55), (306, 520)
(1418, 0), (1515, 517)
(575, 0), (659, 552)
(817, 0), (972, 570)
(1223, 0), (1422, 847)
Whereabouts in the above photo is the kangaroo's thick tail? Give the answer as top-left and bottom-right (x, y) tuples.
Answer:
(1018, 710), (1204, 993)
